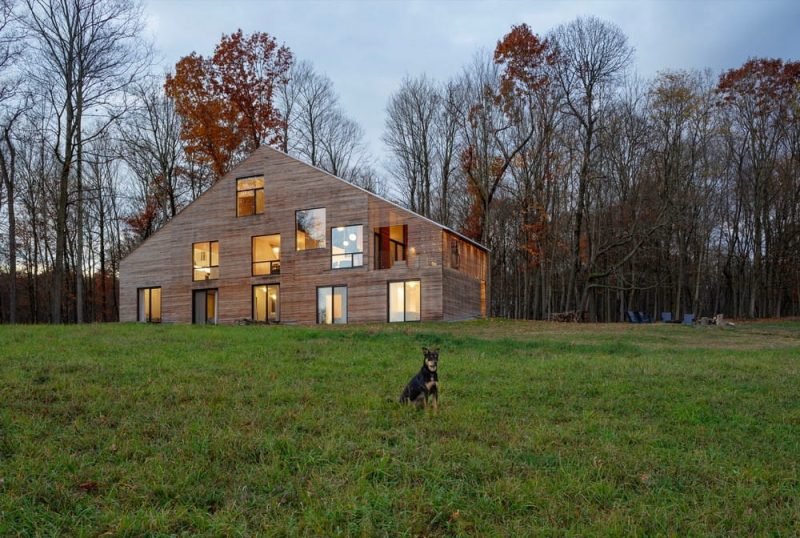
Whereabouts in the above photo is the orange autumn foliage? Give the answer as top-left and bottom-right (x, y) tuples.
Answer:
(165, 30), (293, 179)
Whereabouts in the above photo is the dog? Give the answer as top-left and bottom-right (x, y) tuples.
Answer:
(399, 347), (439, 411)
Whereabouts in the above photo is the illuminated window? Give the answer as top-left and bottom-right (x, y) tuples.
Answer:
(389, 280), (420, 322)
(317, 286), (347, 324)
(252, 234), (280, 275)
(331, 225), (363, 269)
(296, 208), (326, 250)
(374, 225), (407, 269)
(237, 176), (264, 217)
(137, 287), (161, 323)
(253, 284), (280, 323)
(193, 241), (219, 281)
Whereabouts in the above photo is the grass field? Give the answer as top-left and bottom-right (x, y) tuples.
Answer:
(1, 320), (799, 536)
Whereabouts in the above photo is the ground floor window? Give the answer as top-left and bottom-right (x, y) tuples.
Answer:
(389, 280), (420, 322)
(193, 289), (218, 324)
(138, 287), (161, 322)
(253, 284), (280, 323)
(317, 286), (347, 324)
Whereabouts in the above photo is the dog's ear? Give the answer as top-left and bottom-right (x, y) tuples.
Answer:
(422, 346), (429, 354)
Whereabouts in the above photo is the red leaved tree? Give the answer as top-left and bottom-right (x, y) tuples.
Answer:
(165, 30), (293, 179)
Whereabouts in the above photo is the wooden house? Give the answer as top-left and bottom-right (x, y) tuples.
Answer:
(119, 146), (488, 324)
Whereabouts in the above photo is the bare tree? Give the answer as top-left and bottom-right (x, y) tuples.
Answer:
(23, 0), (150, 323)
(280, 61), (377, 189)
(550, 16), (634, 313)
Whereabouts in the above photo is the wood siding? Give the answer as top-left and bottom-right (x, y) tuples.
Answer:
(120, 147), (484, 324)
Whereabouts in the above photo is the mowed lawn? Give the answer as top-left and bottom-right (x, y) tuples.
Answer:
(1, 320), (799, 536)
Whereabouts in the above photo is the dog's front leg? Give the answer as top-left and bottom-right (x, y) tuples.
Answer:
(431, 388), (439, 413)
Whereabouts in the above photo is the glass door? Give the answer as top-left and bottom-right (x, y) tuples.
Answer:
(193, 289), (218, 324)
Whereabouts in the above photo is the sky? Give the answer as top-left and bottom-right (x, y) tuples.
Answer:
(144, 0), (800, 168)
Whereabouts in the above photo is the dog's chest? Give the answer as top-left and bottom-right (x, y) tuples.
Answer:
(424, 375), (438, 391)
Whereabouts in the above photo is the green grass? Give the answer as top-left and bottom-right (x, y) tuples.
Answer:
(1, 320), (799, 536)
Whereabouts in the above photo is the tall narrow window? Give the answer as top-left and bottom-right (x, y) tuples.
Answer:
(389, 280), (421, 322)
(450, 238), (460, 269)
(296, 208), (326, 250)
(193, 241), (219, 281)
(331, 225), (363, 269)
(253, 284), (280, 323)
(317, 286), (347, 324)
(252, 234), (281, 275)
(137, 287), (161, 323)
(237, 176), (264, 217)
(374, 225), (407, 269)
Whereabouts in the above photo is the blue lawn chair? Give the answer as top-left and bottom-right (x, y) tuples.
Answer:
(661, 312), (673, 323)
(639, 312), (652, 323)
(682, 313), (695, 325)
(627, 310), (642, 323)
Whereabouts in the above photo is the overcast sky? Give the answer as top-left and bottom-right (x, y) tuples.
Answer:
(144, 0), (800, 167)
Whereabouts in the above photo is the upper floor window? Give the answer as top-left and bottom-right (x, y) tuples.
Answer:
(331, 225), (363, 269)
(374, 225), (407, 269)
(237, 176), (264, 217)
(193, 241), (219, 281)
(252, 234), (281, 275)
(450, 237), (460, 269)
(296, 208), (326, 250)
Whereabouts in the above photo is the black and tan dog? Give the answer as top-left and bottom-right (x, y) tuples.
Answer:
(399, 347), (439, 411)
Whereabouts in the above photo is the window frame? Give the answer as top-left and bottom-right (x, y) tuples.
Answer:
(316, 285), (348, 324)
(252, 283), (280, 323)
(192, 240), (219, 281)
(374, 225), (407, 270)
(236, 176), (265, 217)
(295, 207), (327, 251)
(331, 224), (364, 270)
(191, 288), (218, 325)
(251, 234), (281, 276)
(387, 279), (422, 323)
(137, 286), (162, 323)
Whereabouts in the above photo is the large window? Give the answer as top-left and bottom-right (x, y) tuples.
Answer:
(137, 287), (161, 323)
(193, 241), (219, 281)
(253, 284), (280, 323)
(237, 176), (264, 217)
(252, 234), (280, 275)
(331, 225), (363, 269)
(317, 286), (347, 324)
(389, 280), (421, 322)
(374, 225), (407, 269)
(296, 208), (326, 250)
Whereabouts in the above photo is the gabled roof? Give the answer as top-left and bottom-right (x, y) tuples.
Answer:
(122, 145), (488, 263)
(264, 147), (489, 252)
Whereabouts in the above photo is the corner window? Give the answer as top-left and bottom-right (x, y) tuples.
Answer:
(137, 287), (161, 322)
(193, 241), (219, 281)
(317, 286), (347, 324)
(389, 280), (420, 322)
(296, 208), (326, 250)
(237, 176), (264, 217)
(253, 284), (279, 323)
(331, 225), (363, 269)
(374, 225), (407, 269)
(252, 234), (280, 275)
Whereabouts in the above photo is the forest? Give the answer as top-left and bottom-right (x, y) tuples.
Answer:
(0, 0), (798, 323)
